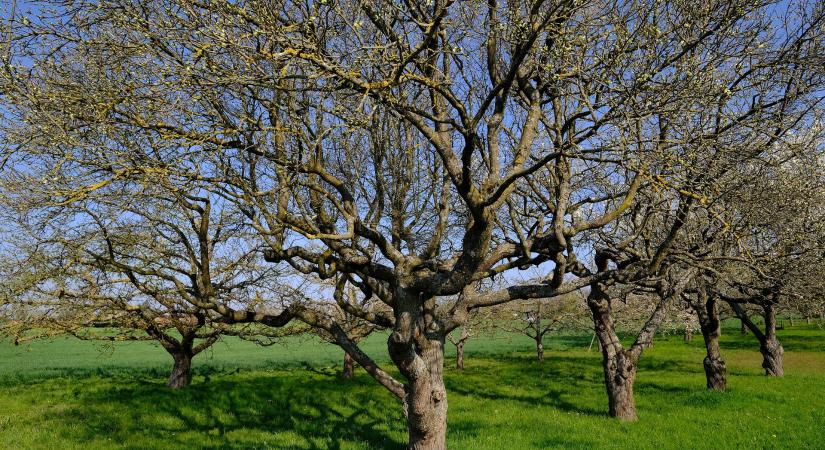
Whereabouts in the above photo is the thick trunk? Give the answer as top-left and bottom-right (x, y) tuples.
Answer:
(455, 342), (465, 370)
(342, 351), (355, 379)
(761, 337), (784, 376)
(588, 281), (638, 421)
(734, 302), (785, 377)
(403, 341), (448, 450)
(603, 350), (637, 420)
(695, 295), (727, 391)
(389, 290), (448, 450)
(703, 352), (727, 390)
(536, 340), (544, 362)
(168, 351), (193, 389)
(761, 305), (784, 377)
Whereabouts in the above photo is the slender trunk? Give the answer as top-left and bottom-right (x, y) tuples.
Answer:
(740, 319), (748, 334)
(695, 295), (726, 391)
(535, 303), (544, 362)
(806, 315), (811, 325)
(588, 281), (637, 421)
(455, 341), (465, 370)
(342, 351), (355, 379)
(451, 328), (469, 370)
(789, 316), (794, 327)
(168, 350), (193, 389)
(761, 305), (784, 377)
(683, 328), (693, 343)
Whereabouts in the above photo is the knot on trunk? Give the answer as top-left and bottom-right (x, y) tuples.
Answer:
(391, 331), (406, 344)
(432, 388), (446, 403)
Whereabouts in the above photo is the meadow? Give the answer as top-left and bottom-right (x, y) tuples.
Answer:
(1, 324), (824, 449)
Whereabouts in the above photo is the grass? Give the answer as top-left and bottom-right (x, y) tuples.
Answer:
(1, 325), (824, 449)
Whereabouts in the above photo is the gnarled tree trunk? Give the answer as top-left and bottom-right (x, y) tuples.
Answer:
(732, 301), (784, 377)
(455, 340), (465, 370)
(389, 290), (448, 450)
(148, 326), (205, 390)
(694, 293), (726, 391)
(588, 280), (638, 421)
(403, 341), (447, 450)
(761, 336), (784, 376)
(168, 349), (193, 388)
(760, 304), (784, 376)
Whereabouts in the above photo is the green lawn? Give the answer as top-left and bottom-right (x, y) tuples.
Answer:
(1, 325), (824, 449)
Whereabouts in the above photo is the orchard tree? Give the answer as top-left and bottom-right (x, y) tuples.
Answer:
(2, 0), (824, 447)
(0, 159), (287, 387)
(681, 283), (728, 390)
(496, 292), (585, 362)
(707, 121), (823, 377)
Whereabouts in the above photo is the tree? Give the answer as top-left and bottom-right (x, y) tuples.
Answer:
(0, 161), (285, 388)
(447, 327), (471, 370)
(3, 0), (824, 445)
(583, 0), (825, 411)
(496, 292), (585, 362)
(683, 283), (728, 390)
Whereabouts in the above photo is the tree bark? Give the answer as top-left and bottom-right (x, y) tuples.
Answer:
(683, 328), (693, 343)
(761, 336), (784, 376)
(760, 305), (784, 377)
(389, 290), (448, 450)
(536, 339), (544, 362)
(733, 302), (784, 377)
(694, 294), (726, 391)
(168, 350), (193, 388)
(455, 341), (465, 370)
(588, 281), (637, 421)
(449, 328), (469, 370)
(342, 351), (355, 379)
(403, 341), (447, 450)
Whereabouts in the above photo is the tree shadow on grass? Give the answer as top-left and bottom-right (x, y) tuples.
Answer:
(37, 371), (411, 450)
(718, 332), (825, 352)
(445, 352), (731, 421)
(445, 354), (611, 417)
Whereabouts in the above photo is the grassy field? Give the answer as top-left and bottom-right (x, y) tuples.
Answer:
(1, 324), (824, 449)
